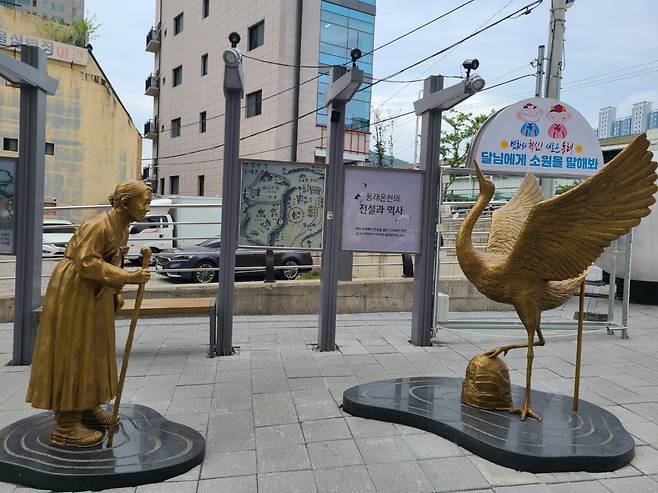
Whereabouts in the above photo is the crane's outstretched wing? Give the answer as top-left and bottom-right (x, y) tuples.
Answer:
(505, 134), (657, 281)
(487, 172), (544, 256)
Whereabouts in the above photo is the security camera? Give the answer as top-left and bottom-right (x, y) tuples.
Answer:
(350, 47), (362, 67)
(462, 59), (479, 71)
(228, 32), (241, 48)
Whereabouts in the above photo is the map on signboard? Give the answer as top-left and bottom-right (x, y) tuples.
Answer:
(239, 160), (325, 249)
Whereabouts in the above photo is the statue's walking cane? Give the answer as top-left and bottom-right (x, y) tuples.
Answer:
(107, 246), (151, 447)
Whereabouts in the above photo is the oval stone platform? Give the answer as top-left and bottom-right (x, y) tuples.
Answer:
(0, 404), (205, 492)
(343, 377), (634, 473)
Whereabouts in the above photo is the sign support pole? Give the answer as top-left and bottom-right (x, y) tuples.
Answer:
(318, 65), (363, 352)
(411, 76), (444, 347)
(215, 37), (244, 356)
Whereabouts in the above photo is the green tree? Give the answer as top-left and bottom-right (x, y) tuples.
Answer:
(439, 109), (491, 196)
(40, 15), (101, 47)
(555, 181), (581, 195)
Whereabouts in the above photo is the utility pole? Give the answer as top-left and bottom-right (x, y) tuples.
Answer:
(541, 0), (570, 198)
(215, 33), (244, 356)
(534, 45), (545, 97)
(318, 60), (363, 352)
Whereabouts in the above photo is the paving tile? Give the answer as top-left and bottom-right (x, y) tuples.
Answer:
(356, 436), (416, 464)
(547, 481), (610, 492)
(468, 455), (539, 487)
(136, 481), (197, 493)
(253, 392), (298, 426)
(625, 422), (658, 445)
(200, 450), (257, 479)
(258, 470), (317, 493)
(495, 485), (551, 492)
(313, 465), (376, 493)
(257, 443), (311, 473)
(402, 432), (464, 459)
(206, 410), (255, 453)
(345, 416), (399, 438)
(419, 456), (490, 492)
(367, 461), (434, 493)
(255, 423), (305, 450)
(307, 439), (364, 469)
(291, 389), (342, 421)
(599, 475), (658, 492)
(212, 381), (252, 412)
(252, 367), (289, 393)
(302, 417), (352, 443)
(630, 445), (658, 475)
(197, 475), (257, 493)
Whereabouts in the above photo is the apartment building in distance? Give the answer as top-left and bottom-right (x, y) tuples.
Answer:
(1, 0), (84, 25)
(144, 0), (376, 196)
(596, 101), (658, 139)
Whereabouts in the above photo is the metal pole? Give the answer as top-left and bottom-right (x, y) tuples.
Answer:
(13, 46), (47, 365)
(621, 230), (632, 338)
(215, 41), (244, 356)
(318, 65), (348, 352)
(411, 75), (444, 346)
(432, 167), (444, 330)
(541, 0), (568, 199)
(607, 239), (617, 324)
(534, 45), (545, 97)
(412, 90), (423, 166)
(573, 280), (585, 412)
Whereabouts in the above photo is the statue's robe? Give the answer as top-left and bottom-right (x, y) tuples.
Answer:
(26, 209), (129, 411)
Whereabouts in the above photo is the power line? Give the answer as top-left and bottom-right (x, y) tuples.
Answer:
(357, 0), (543, 93)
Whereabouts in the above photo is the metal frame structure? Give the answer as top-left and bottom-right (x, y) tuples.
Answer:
(434, 166), (633, 339)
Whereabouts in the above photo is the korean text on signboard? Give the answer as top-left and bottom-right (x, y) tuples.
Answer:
(0, 159), (16, 254)
(342, 166), (422, 254)
(0, 30), (88, 65)
(470, 97), (603, 178)
(239, 160), (325, 250)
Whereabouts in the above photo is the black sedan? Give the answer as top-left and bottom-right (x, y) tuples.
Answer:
(155, 238), (314, 283)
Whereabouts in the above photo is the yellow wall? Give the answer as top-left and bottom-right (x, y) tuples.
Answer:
(0, 8), (142, 221)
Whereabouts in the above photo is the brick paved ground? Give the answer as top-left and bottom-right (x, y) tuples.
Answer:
(1, 299), (657, 492)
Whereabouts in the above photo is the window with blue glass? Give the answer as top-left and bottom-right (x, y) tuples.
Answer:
(317, 1), (375, 131)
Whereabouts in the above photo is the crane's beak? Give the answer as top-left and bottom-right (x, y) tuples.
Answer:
(473, 161), (485, 184)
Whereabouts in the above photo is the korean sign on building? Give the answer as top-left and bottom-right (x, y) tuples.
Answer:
(342, 166), (422, 253)
(470, 97), (603, 178)
(0, 30), (88, 65)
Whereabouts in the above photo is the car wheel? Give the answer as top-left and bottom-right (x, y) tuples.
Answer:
(193, 261), (217, 283)
(281, 259), (300, 280)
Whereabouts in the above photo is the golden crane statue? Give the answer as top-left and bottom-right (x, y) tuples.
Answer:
(456, 134), (657, 421)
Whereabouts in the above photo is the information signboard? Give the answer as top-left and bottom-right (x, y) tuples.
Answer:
(239, 159), (325, 249)
(0, 158), (15, 254)
(342, 166), (422, 253)
(469, 97), (603, 178)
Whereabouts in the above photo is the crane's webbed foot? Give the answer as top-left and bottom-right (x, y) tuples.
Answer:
(484, 346), (511, 358)
(510, 405), (541, 421)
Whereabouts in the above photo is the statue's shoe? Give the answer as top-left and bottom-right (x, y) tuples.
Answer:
(51, 424), (103, 447)
(82, 405), (120, 429)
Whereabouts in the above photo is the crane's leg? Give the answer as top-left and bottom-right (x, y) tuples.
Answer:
(484, 326), (545, 358)
(509, 307), (542, 421)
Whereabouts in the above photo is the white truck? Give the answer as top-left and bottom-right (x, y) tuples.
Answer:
(127, 196), (222, 263)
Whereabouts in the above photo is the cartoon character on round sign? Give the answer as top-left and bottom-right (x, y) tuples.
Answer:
(546, 103), (571, 139)
(516, 102), (543, 137)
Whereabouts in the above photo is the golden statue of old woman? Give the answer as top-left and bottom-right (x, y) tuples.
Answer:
(26, 180), (152, 447)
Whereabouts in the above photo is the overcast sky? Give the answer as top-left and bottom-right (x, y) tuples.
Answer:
(86, 0), (658, 163)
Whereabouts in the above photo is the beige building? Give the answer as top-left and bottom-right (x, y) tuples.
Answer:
(2, 0), (84, 25)
(146, 0), (376, 197)
(0, 7), (142, 219)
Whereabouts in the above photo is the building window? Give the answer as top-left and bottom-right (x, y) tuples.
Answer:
(171, 117), (182, 137)
(159, 178), (165, 195)
(198, 175), (205, 196)
(248, 20), (264, 50)
(202, 0), (209, 18)
(199, 111), (207, 133)
(170, 176), (179, 195)
(174, 12), (183, 35)
(2, 138), (18, 152)
(45, 142), (55, 155)
(201, 53), (208, 76)
(246, 90), (262, 118)
(172, 65), (182, 86)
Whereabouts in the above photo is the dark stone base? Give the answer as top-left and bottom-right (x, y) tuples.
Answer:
(343, 377), (634, 473)
(0, 404), (205, 491)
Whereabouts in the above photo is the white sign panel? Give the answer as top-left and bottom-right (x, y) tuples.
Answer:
(0, 159), (15, 255)
(470, 97), (603, 178)
(0, 30), (88, 65)
(342, 167), (422, 253)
